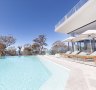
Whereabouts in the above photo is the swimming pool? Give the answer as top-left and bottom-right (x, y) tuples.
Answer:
(0, 56), (69, 90)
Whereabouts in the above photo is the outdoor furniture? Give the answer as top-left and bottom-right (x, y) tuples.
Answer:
(79, 51), (96, 63)
(68, 51), (80, 58)
(65, 51), (72, 54)
(61, 51), (72, 58)
(73, 51), (96, 64)
(64, 51), (72, 57)
(75, 52), (88, 58)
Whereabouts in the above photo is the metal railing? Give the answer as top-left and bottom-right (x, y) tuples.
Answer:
(55, 0), (88, 28)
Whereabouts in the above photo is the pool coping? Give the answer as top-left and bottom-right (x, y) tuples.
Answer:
(39, 56), (70, 90)
(38, 55), (96, 90)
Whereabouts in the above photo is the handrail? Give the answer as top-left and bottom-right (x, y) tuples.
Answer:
(55, 0), (88, 28)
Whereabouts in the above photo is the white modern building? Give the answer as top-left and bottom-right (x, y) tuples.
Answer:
(55, 0), (96, 36)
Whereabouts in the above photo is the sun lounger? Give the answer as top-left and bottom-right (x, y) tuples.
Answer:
(75, 52), (88, 58)
(79, 51), (96, 63)
(61, 51), (72, 58)
(65, 51), (72, 54)
(67, 51), (80, 58)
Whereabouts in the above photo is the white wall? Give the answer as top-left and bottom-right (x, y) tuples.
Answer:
(55, 0), (96, 34)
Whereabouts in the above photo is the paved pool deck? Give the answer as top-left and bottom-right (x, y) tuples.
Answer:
(39, 55), (96, 90)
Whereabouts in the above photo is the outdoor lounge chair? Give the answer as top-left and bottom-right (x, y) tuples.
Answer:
(65, 51), (72, 54)
(75, 52), (88, 58)
(67, 51), (80, 58)
(79, 51), (96, 63)
(61, 51), (72, 58)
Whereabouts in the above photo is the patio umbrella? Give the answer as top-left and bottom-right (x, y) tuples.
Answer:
(82, 30), (96, 37)
(63, 37), (75, 51)
(72, 36), (89, 42)
(63, 37), (75, 42)
(73, 30), (96, 52)
(81, 30), (96, 52)
(72, 30), (96, 42)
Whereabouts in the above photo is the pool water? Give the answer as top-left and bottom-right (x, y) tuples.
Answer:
(0, 56), (51, 90)
(0, 56), (70, 90)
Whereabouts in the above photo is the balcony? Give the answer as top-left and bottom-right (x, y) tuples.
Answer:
(55, 0), (96, 34)
(55, 0), (88, 29)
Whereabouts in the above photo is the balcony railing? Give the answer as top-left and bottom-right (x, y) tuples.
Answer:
(55, 0), (88, 29)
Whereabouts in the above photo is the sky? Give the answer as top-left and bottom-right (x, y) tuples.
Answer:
(0, 0), (80, 49)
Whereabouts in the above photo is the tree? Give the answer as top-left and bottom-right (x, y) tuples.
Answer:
(0, 43), (6, 56)
(51, 40), (67, 54)
(0, 35), (16, 48)
(33, 35), (47, 54)
(23, 44), (32, 55)
(32, 43), (40, 55)
(0, 35), (16, 56)
(6, 46), (17, 56)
